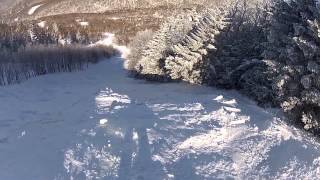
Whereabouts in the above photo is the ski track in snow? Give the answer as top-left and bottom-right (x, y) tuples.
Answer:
(1, 36), (320, 180)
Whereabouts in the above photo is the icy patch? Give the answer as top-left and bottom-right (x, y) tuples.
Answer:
(28, 4), (43, 15)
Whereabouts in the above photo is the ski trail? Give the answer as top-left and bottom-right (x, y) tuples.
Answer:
(0, 35), (320, 180)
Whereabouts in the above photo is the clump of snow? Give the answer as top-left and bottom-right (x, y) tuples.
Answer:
(99, 119), (108, 125)
(18, 131), (26, 138)
(28, 4), (43, 15)
(214, 95), (224, 101)
(133, 131), (139, 141)
(37, 21), (46, 28)
(214, 95), (238, 106)
(79, 21), (89, 26)
(223, 106), (241, 113)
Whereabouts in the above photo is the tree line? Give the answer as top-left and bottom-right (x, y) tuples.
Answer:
(0, 21), (92, 52)
(0, 21), (117, 85)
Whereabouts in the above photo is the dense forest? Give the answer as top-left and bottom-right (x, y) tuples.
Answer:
(125, 0), (320, 135)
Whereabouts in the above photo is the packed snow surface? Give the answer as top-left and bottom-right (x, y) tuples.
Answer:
(28, 4), (43, 15)
(1, 41), (320, 180)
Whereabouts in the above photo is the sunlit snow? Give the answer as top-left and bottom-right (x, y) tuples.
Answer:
(1, 35), (320, 180)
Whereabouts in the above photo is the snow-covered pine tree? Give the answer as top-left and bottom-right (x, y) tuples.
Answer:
(132, 9), (200, 81)
(265, 0), (320, 133)
(125, 29), (154, 71)
(164, 9), (231, 84)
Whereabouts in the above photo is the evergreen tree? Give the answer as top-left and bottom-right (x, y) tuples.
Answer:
(207, 0), (274, 104)
(133, 9), (199, 81)
(265, 0), (320, 133)
(164, 9), (230, 84)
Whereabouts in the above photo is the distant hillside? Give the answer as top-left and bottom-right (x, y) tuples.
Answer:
(2, 0), (223, 22)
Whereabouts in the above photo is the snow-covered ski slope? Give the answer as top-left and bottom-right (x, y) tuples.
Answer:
(1, 43), (320, 180)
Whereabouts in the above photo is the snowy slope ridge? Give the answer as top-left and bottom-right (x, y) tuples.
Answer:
(28, 4), (43, 15)
(1, 39), (320, 179)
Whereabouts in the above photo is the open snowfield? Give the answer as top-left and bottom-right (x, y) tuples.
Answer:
(1, 37), (320, 179)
